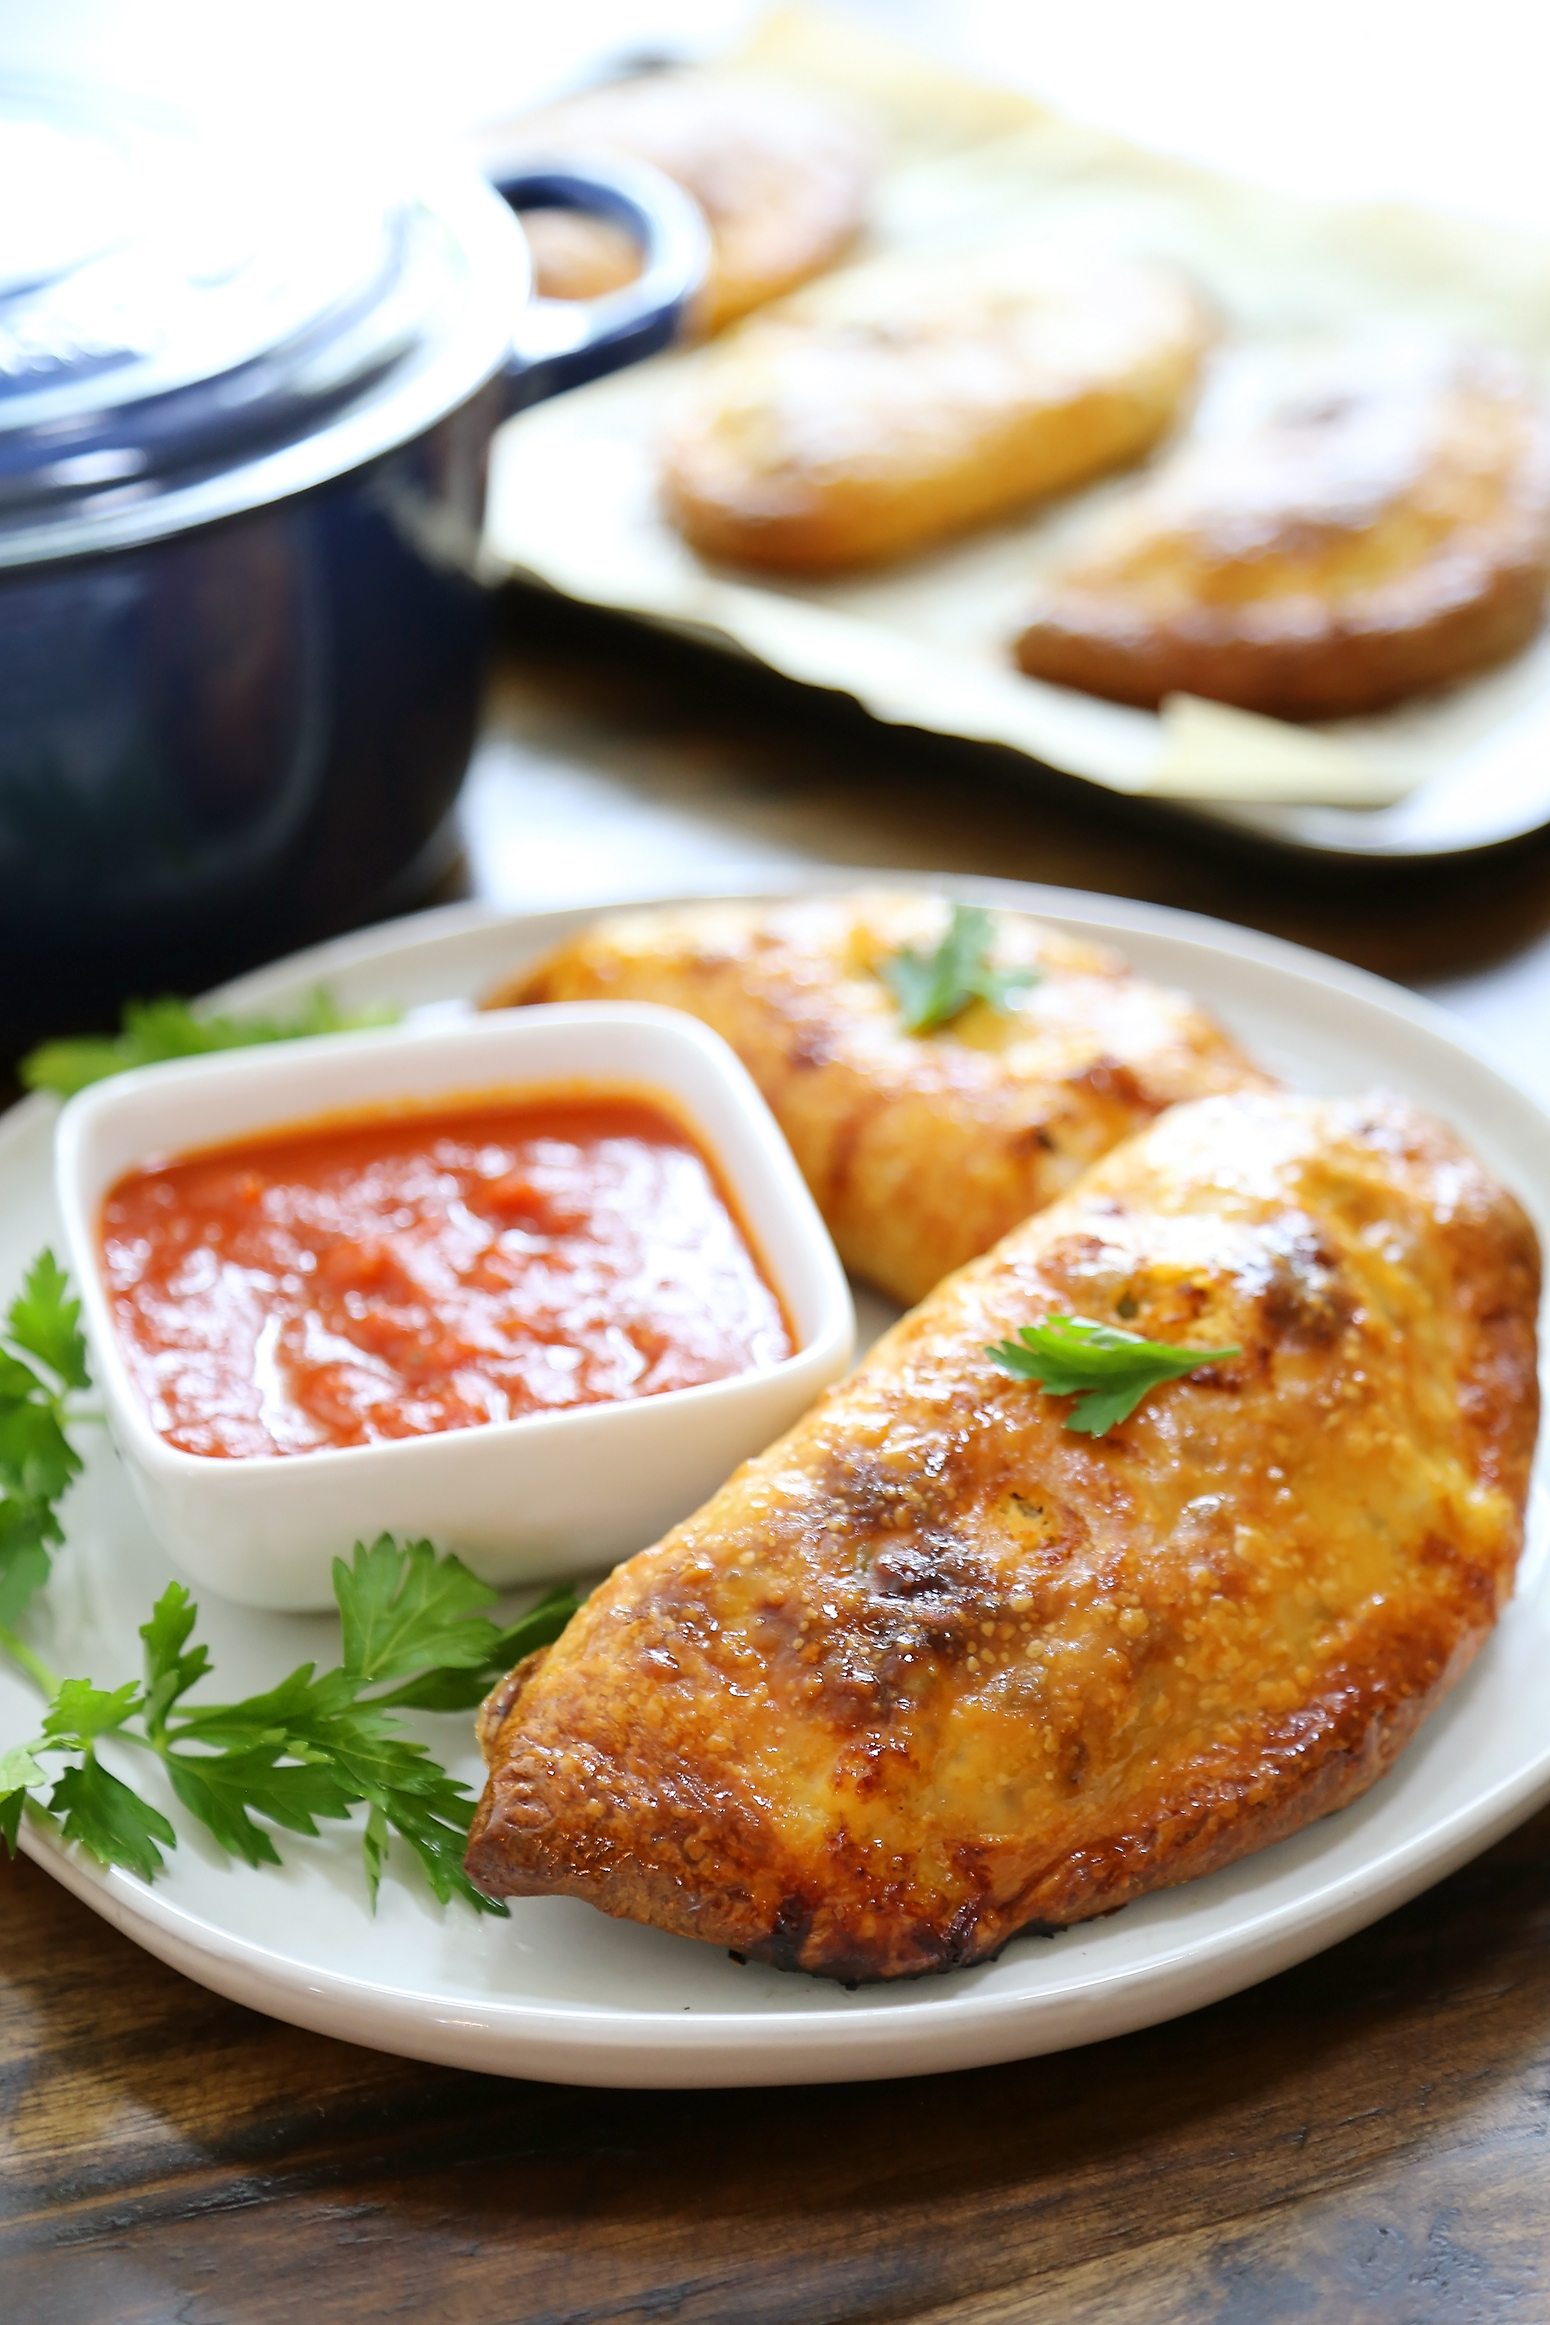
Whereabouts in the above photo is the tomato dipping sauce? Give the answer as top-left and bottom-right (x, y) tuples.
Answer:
(101, 1094), (792, 1459)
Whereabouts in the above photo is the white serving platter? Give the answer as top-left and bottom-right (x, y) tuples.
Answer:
(6, 870), (1549, 2089)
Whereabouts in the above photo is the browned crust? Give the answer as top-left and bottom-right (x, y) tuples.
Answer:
(473, 1648), (552, 1761)
(1013, 548), (1550, 721)
(466, 1093), (1540, 1981)
(662, 366), (1201, 575)
(466, 1598), (1487, 1979)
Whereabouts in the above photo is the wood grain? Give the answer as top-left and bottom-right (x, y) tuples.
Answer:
(4, 1808), (1550, 2323)
(9, 596), (1550, 2322)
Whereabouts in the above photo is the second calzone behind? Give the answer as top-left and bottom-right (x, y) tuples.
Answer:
(491, 891), (1269, 1304)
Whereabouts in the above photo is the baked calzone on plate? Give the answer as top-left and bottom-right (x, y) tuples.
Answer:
(467, 1091), (1540, 1980)
(660, 244), (1212, 570)
(1014, 333), (1550, 719)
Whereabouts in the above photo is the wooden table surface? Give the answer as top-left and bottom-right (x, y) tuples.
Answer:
(7, 589), (1550, 2325)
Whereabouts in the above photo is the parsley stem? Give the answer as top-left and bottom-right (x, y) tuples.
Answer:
(0, 1621), (62, 1701)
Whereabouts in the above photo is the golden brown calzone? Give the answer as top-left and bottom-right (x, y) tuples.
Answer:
(1014, 334), (1550, 719)
(660, 245), (1211, 570)
(468, 1092), (1539, 1981)
(493, 70), (873, 335)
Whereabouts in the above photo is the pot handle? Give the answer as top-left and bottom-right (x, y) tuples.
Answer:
(495, 154), (710, 414)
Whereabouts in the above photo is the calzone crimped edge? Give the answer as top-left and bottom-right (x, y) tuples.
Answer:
(467, 1093), (1540, 1981)
(491, 891), (1272, 1306)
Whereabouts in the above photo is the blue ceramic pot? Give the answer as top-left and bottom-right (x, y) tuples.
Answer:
(0, 94), (705, 1032)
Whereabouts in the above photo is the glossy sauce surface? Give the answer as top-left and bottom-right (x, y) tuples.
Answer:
(102, 1095), (791, 1459)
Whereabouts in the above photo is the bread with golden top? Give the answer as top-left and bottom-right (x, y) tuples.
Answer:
(497, 69), (873, 335)
(660, 243), (1213, 571)
(1014, 333), (1550, 718)
(467, 1090), (1539, 1979)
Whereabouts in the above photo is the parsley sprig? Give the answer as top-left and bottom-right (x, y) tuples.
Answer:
(0, 1252), (94, 1626)
(20, 988), (401, 1099)
(881, 903), (1038, 1035)
(0, 1247), (578, 1912)
(0, 1540), (579, 1911)
(987, 1314), (1240, 1436)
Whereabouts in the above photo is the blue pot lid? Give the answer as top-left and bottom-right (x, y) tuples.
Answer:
(0, 87), (527, 566)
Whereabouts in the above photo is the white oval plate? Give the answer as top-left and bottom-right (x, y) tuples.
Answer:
(7, 871), (1549, 2089)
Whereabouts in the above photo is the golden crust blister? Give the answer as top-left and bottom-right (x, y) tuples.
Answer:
(466, 1092), (1540, 1981)
(1014, 333), (1550, 719)
(490, 891), (1270, 1305)
(659, 245), (1214, 571)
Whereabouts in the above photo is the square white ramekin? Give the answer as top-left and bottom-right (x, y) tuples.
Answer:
(54, 1003), (854, 1611)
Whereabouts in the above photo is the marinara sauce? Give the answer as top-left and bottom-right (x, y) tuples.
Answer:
(101, 1095), (792, 1458)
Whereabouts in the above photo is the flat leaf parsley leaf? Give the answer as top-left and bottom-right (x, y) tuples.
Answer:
(373, 1587), (578, 1714)
(1, 1543), (582, 1913)
(50, 1760), (177, 1883)
(986, 1313), (1240, 1436)
(881, 903), (1039, 1035)
(20, 988), (402, 1099)
(0, 1742), (45, 1854)
(0, 1251), (94, 1625)
(6, 1249), (91, 1391)
(336, 1533), (505, 1688)
(42, 1677), (142, 1746)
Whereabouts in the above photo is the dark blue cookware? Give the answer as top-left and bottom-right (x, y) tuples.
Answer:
(0, 89), (706, 1037)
